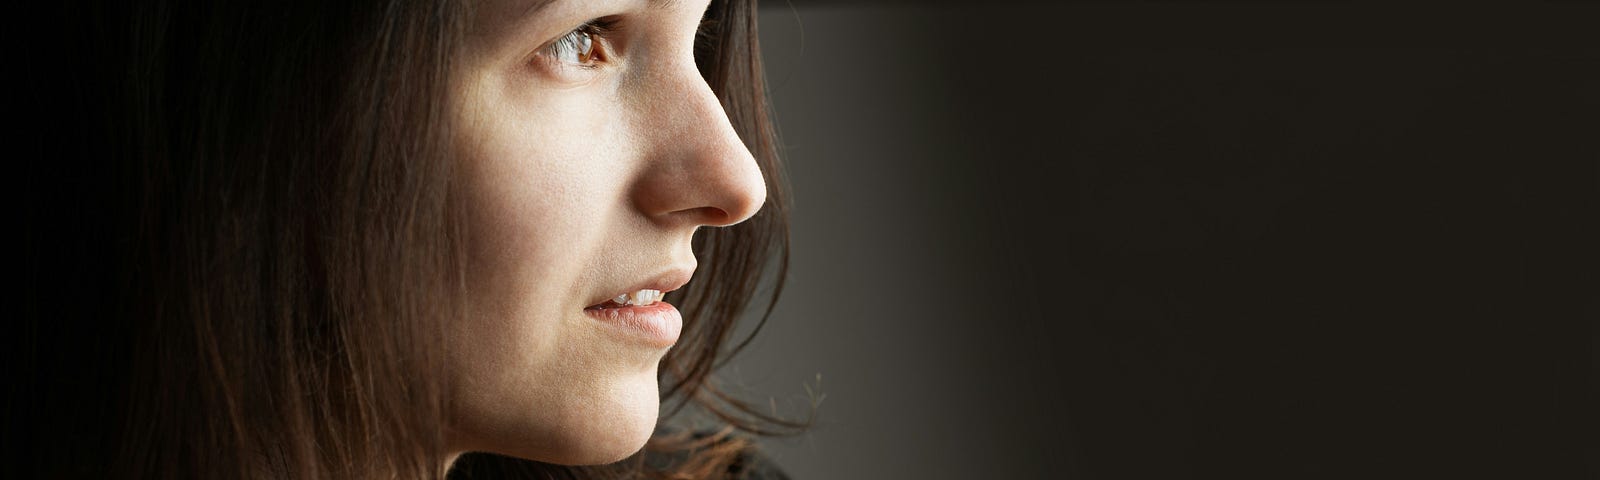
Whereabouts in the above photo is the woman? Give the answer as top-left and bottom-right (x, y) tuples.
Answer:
(16, 0), (801, 477)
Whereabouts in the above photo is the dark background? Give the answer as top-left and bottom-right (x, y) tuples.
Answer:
(726, 2), (1597, 479)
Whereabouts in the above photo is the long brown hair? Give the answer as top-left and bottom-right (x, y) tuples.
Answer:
(15, 0), (801, 478)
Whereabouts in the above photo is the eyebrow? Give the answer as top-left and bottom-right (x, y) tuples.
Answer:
(519, 0), (680, 18)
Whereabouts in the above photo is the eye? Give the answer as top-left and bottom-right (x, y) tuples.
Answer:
(542, 20), (613, 68)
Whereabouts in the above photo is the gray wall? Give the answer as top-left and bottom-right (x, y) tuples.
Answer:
(727, 3), (1595, 480)
(730, 6), (1040, 479)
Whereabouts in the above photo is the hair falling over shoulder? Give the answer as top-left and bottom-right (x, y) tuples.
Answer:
(13, 0), (807, 478)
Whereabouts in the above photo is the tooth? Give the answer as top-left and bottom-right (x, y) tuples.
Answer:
(613, 289), (664, 307)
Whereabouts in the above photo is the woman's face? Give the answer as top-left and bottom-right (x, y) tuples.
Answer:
(449, 0), (765, 464)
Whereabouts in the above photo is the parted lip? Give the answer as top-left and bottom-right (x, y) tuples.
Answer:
(584, 266), (695, 309)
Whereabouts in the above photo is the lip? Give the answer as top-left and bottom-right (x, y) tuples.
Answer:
(584, 268), (695, 309)
(582, 301), (683, 349)
(581, 267), (694, 349)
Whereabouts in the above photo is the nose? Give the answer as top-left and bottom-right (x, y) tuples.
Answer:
(630, 67), (767, 229)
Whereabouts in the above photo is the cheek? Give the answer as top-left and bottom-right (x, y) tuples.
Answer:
(447, 87), (660, 462)
(457, 100), (620, 361)
(465, 148), (580, 318)
(460, 96), (621, 317)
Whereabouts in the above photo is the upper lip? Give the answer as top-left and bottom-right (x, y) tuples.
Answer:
(586, 266), (695, 308)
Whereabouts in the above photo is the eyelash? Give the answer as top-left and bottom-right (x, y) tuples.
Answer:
(543, 19), (618, 69)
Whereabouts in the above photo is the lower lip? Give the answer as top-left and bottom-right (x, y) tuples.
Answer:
(582, 302), (683, 349)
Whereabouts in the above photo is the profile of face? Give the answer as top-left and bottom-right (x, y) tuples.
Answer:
(446, 0), (766, 465)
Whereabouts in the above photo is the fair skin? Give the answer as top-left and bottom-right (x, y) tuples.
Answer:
(446, 0), (766, 468)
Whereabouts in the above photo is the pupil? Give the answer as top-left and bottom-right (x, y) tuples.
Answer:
(575, 31), (594, 63)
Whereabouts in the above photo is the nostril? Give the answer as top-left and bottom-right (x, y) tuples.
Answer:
(679, 205), (735, 227)
(632, 161), (765, 228)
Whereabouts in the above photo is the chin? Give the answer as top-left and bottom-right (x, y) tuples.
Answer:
(450, 366), (667, 467)
(543, 374), (665, 466)
(579, 409), (659, 464)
